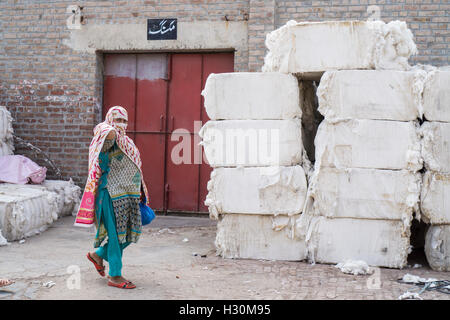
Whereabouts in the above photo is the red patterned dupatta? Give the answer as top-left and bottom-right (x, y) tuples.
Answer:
(74, 106), (150, 227)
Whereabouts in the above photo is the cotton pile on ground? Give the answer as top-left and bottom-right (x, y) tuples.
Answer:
(335, 260), (371, 276)
(0, 181), (81, 241)
(200, 72), (308, 261)
(0, 107), (82, 242)
(0, 184), (59, 241)
(420, 68), (450, 271)
(0, 106), (14, 157)
(0, 106), (15, 242)
(25, 179), (81, 218)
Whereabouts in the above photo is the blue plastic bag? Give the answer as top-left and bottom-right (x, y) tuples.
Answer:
(140, 202), (155, 226)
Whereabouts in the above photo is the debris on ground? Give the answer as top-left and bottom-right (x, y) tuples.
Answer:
(400, 273), (438, 284)
(42, 281), (55, 288)
(192, 252), (207, 258)
(398, 291), (423, 300)
(335, 260), (372, 275)
(158, 228), (175, 234)
(397, 273), (450, 299)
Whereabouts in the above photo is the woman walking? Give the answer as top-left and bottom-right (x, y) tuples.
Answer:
(75, 106), (150, 289)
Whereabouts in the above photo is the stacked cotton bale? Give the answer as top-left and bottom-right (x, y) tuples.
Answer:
(262, 20), (421, 268)
(26, 179), (82, 218)
(0, 106), (14, 156)
(296, 69), (424, 269)
(0, 179), (81, 241)
(200, 72), (308, 260)
(420, 68), (450, 271)
(0, 229), (7, 246)
(0, 106), (15, 243)
(0, 184), (59, 241)
(263, 20), (417, 77)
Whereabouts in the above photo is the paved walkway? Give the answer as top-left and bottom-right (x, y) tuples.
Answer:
(0, 215), (449, 300)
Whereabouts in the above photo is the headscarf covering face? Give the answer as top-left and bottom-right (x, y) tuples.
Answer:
(105, 106), (128, 135)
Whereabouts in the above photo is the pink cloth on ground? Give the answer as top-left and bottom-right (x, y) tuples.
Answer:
(0, 155), (47, 184)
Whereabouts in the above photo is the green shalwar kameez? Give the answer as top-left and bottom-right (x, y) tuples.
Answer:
(93, 137), (142, 277)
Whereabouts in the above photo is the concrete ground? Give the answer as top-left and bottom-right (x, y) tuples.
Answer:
(0, 215), (449, 300)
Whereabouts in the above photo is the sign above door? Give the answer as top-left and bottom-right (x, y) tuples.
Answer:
(147, 18), (177, 40)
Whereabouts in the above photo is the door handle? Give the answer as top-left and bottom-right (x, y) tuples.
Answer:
(159, 114), (164, 132)
(164, 183), (169, 212)
(171, 116), (174, 132)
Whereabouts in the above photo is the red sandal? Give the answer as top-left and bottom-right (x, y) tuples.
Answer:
(86, 253), (105, 277)
(108, 280), (136, 289)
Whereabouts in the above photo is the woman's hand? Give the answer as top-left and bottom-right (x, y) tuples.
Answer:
(106, 130), (115, 140)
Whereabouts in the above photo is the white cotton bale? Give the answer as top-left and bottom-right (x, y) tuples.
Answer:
(24, 179), (82, 217)
(317, 70), (423, 121)
(262, 20), (417, 76)
(0, 228), (7, 246)
(202, 72), (302, 120)
(0, 140), (14, 157)
(0, 106), (13, 141)
(215, 214), (307, 261)
(315, 119), (422, 171)
(425, 225), (450, 272)
(421, 122), (450, 173)
(421, 171), (450, 224)
(306, 216), (410, 268)
(199, 119), (303, 167)
(310, 167), (420, 223)
(423, 70), (450, 122)
(0, 184), (58, 241)
(205, 166), (307, 219)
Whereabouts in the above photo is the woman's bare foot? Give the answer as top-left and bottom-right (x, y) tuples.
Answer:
(0, 279), (14, 288)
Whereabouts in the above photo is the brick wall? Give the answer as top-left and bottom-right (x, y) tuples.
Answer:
(248, 0), (275, 71)
(0, 0), (250, 186)
(0, 0), (447, 186)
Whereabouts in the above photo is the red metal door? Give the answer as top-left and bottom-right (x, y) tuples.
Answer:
(165, 54), (202, 212)
(135, 54), (169, 210)
(103, 54), (137, 132)
(103, 53), (167, 211)
(103, 52), (234, 214)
